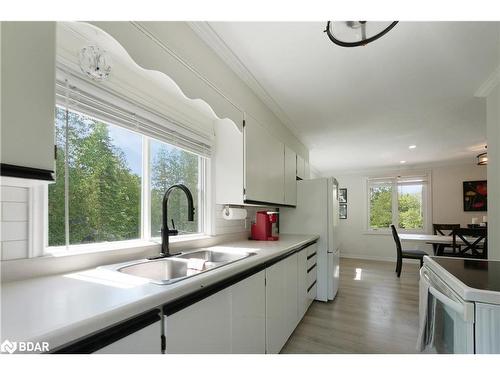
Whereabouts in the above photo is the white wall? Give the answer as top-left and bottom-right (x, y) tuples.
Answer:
(336, 162), (487, 261)
(432, 163), (488, 226)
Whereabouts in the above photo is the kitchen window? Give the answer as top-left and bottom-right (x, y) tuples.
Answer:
(367, 175), (429, 233)
(46, 76), (210, 252)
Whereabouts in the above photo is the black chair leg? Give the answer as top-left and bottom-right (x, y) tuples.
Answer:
(396, 259), (402, 278)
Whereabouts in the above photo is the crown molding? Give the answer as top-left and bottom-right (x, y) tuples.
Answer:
(475, 64), (500, 98)
(187, 22), (304, 141)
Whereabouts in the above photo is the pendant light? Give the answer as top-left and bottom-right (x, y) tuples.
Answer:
(477, 146), (488, 166)
(324, 21), (398, 47)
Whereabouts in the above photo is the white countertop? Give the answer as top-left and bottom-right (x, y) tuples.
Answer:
(0, 234), (318, 351)
(424, 256), (500, 305)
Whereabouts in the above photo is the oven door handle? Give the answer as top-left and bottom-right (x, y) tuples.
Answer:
(428, 286), (466, 318)
(422, 268), (474, 322)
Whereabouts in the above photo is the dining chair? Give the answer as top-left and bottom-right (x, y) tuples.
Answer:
(432, 224), (461, 255)
(452, 228), (488, 259)
(391, 225), (428, 277)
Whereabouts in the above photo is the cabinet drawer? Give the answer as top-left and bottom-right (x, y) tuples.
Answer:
(306, 253), (317, 269)
(306, 244), (317, 257)
(307, 263), (317, 286)
(307, 280), (317, 302)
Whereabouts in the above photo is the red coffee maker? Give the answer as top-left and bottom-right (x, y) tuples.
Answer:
(251, 211), (279, 241)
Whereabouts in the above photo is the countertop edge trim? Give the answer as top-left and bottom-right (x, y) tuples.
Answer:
(49, 308), (161, 354)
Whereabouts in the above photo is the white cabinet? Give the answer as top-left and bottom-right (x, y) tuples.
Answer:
(94, 321), (162, 354)
(298, 243), (317, 321)
(284, 254), (299, 336)
(164, 243), (317, 354)
(1, 22), (56, 179)
(231, 271), (266, 353)
(165, 270), (266, 354)
(214, 118), (244, 206)
(284, 145), (297, 206)
(297, 248), (308, 320)
(165, 287), (232, 353)
(265, 253), (298, 354)
(214, 114), (298, 206)
(475, 302), (500, 354)
(265, 258), (287, 354)
(296, 154), (305, 180)
(244, 115), (285, 205)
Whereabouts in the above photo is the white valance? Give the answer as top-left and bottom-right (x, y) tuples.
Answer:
(56, 70), (212, 157)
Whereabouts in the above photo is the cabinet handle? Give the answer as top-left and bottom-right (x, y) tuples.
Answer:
(307, 252), (317, 260)
(307, 280), (317, 292)
(307, 263), (317, 273)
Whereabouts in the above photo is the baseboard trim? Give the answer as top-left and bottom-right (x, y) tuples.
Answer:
(340, 253), (421, 264)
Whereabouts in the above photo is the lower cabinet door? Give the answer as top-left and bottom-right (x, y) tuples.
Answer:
(165, 288), (232, 354)
(266, 259), (287, 354)
(265, 253), (299, 354)
(297, 249), (308, 321)
(284, 253), (298, 337)
(475, 302), (500, 354)
(231, 270), (266, 353)
(165, 271), (266, 354)
(94, 321), (162, 354)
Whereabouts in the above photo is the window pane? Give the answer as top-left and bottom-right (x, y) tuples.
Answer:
(48, 107), (67, 246)
(48, 107), (142, 246)
(369, 184), (393, 229)
(150, 140), (200, 237)
(398, 184), (424, 229)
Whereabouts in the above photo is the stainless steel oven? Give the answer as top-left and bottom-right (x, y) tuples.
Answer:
(419, 266), (475, 353)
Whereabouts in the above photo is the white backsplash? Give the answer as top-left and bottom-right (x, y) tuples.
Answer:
(1, 185), (30, 260)
(213, 204), (276, 236)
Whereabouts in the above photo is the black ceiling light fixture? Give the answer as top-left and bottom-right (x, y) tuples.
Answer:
(324, 21), (399, 47)
(477, 146), (488, 166)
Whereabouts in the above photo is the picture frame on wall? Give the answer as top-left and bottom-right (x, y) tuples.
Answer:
(339, 188), (347, 203)
(463, 180), (487, 212)
(339, 203), (347, 219)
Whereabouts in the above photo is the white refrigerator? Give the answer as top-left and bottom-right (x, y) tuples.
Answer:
(281, 177), (340, 302)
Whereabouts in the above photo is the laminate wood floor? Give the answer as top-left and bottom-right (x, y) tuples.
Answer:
(281, 258), (420, 354)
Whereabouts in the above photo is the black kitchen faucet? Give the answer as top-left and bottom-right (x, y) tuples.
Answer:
(149, 184), (195, 259)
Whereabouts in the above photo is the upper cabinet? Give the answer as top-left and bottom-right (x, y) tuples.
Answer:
(1, 22), (56, 181)
(284, 145), (297, 206)
(244, 116), (285, 205)
(214, 115), (301, 207)
(296, 154), (305, 180)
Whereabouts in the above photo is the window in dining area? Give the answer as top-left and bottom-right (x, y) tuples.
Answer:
(367, 175), (428, 232)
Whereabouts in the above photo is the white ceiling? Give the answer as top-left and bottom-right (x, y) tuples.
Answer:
(197, 22), (499, 174)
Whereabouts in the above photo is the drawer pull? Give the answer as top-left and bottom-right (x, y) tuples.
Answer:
(307, 263), (317, 273)
(307, 280), (317, 293)
(307, 252), (317, 260)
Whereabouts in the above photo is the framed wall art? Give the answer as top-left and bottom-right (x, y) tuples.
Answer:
(463, 180), (487, 212)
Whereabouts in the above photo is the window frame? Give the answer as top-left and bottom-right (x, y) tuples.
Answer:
(43, 106), (211, 255)
(365, 174), (431, 234)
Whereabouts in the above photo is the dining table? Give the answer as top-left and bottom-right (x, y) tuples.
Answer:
(399, 233), (485, 256)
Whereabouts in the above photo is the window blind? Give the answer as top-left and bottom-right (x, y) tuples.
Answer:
(55, 74), (213, 158)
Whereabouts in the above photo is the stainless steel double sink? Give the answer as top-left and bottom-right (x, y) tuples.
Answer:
(107, 249), (256, 285)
